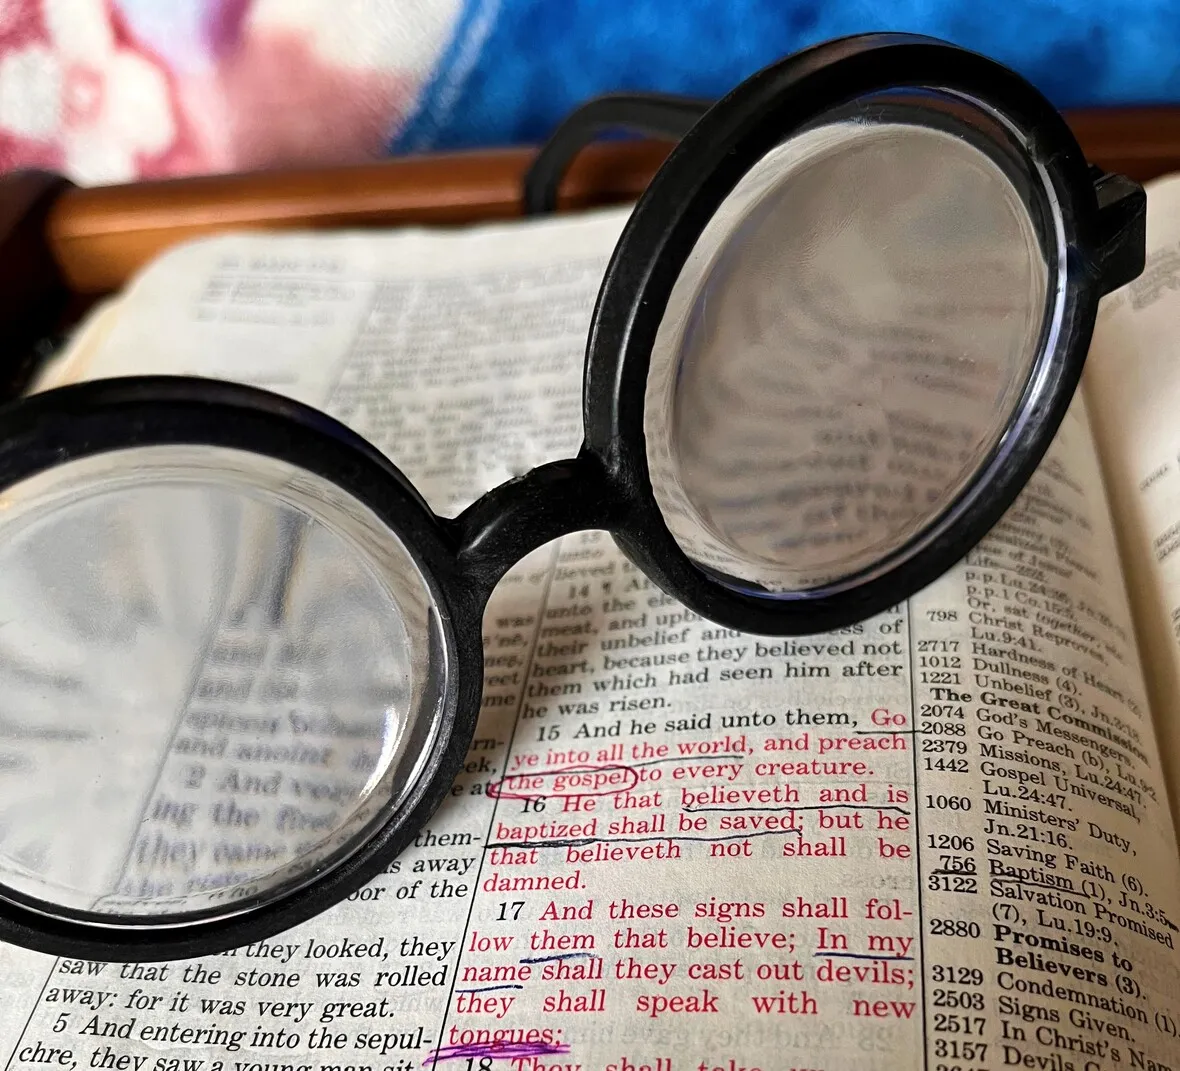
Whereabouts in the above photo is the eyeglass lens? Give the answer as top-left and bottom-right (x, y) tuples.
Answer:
(0, 445), (447, 923)
(645, 91), (1056, 596)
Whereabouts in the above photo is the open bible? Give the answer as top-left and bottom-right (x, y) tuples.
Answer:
(3, 175), (1180, 1071)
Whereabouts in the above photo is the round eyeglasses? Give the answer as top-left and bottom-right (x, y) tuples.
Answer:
(0, 33), (1145, 960)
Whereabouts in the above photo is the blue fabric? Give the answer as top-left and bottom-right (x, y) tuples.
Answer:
(395, 0), (1180, 153)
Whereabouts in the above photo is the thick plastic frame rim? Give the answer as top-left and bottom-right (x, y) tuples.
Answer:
(582, 32), (1105, 635)
(0, 377), (483, 961)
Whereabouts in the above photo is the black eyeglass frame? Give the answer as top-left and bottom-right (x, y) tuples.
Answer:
(0, 32), (1146, 961)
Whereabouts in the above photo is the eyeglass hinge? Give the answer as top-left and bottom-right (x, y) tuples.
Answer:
(1090, 167), (1147, 297)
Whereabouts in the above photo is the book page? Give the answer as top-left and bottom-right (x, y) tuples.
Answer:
(1085, 173), (1180, 838)
(3, 212), (1180, 1071)
(26, 296), (123, 394)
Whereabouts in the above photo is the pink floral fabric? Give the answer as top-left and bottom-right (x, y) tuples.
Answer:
(0, 0), (461, 184)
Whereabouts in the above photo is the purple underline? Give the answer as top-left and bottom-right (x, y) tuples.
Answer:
(519, 951), (599, 964)
(456, 984), (524, 993)
(424, 1042), (572, 1067)
(814, 952), (914, 961)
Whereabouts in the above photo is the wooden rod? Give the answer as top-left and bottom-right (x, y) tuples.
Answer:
(47, 141), (672, 294)
(44, 107), (1180, 296)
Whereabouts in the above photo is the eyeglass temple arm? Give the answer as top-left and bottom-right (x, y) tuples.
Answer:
(1091, 166), (1147, 296)
(522, 93), (712, 216)
(524, 99), (1147, 292)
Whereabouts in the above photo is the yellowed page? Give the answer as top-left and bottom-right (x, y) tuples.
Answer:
(26, 296), (123, 392)
(1085, 173), (1180, 837)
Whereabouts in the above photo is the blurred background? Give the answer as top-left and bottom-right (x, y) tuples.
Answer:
(2, 0), (1178, 185)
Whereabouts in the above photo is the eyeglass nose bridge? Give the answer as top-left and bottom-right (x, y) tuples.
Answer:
(451, 450), (626, 601)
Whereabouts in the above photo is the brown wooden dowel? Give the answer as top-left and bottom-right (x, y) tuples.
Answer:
(46, 141), (673, 295)
(39, 106), (1180, 297)
(1066, 106), (1180, 181)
